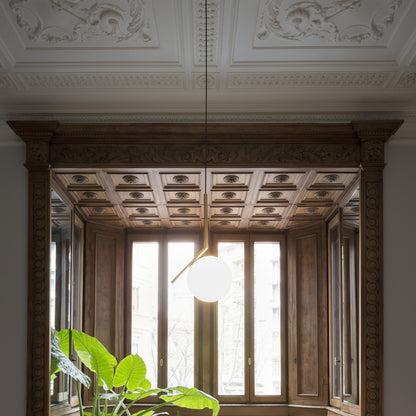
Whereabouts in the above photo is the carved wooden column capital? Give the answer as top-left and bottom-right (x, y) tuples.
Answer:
(352, 120), (403, 168)
(8, 121), (59, 170)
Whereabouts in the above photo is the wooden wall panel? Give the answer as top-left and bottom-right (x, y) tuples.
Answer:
(296, 235), (319, 395)
(84, 223), (125, 360)
(288, 223), (328, 406)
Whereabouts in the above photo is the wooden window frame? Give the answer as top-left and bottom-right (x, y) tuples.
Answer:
(127, 232), (200, 389)
(9, 120), (403, 416)
(212, 233), (287, 404)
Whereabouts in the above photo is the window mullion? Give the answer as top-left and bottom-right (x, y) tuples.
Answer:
(159, 235), (168, 388)
(247, 234), (254, 402)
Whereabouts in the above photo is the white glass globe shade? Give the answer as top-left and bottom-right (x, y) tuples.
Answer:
(187, 256), (232, 302)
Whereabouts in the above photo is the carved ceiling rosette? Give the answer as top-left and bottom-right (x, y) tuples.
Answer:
(8, 0), (155, 44)
(256, 0), (403, 44)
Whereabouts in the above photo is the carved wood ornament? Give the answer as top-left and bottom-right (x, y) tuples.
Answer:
(8, 120), (402, 416)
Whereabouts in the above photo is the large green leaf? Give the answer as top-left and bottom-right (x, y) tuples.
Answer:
(71, 329), (117, 390)
(50, 329), (91, 388)
(124, 388), (168, 401)
(113, 354), (147, 391)
(58, 329), (70, 357)
(160, 387), (219, 416)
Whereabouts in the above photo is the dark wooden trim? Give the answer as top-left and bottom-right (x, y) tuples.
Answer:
(10, 120), (403, 416)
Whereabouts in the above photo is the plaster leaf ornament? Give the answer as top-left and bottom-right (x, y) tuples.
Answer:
(8, 0), (153, 43)
(256, 0), (403, 43)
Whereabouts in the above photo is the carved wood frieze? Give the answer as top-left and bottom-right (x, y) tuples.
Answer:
(50, 142), (360, 167)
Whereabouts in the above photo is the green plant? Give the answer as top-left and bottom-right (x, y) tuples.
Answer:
(51, 329), (219, 416)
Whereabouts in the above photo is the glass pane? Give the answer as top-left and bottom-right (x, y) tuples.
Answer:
(342, 229), (359, 405)
(330, 224), (341, 399)
(131, 242), (159, 388)
(254, 242), (281, 396)
(217, 242), (245, 396)
(50, 190), (71, 404)
(168, 242), (195, 387)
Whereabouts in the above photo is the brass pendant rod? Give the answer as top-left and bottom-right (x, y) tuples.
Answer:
(171, 0), (210, 285)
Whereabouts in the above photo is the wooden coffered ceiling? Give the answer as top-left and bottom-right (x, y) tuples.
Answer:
(53, 167), (359, 231)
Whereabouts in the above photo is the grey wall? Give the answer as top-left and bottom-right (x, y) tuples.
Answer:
(384, 142), (416, 415)
(0, 139), (415, 416)
(0, 143), (27, 416)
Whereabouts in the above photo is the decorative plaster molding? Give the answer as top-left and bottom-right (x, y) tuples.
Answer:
(396, 71), (416, 88)
(256, 0), (403, 43)
(17, 72), (184, 89)
(0, 73), (15, 90)
(8, 0), (156, 44)
(193, 0), (219, 65)
(193, 73), (218, 88)
(2, 111), (414, 123)
(227, 72), (391, 88)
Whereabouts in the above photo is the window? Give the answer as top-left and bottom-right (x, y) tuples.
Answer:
(214, 234), (286, 403)
(130, 234), (197, 388)
(129, 233), (286, 403)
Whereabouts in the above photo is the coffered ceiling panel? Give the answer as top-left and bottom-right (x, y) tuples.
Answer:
(53, 167), (360, 231)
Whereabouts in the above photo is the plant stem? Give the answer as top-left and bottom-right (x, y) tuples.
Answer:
(76, 382), (84, 416)
(93, 380), (100, 416)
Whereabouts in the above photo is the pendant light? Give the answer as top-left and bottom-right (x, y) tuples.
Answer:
(171, 0), (232, 302)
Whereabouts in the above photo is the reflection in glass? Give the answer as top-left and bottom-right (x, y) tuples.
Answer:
(131, 242), (159, 388)
(168, 242), (195, 387)
(218, 242), (245, 396)
(330, 224), (341, 399)
(342, 228), (359, 404)
(50, 190), (71, 404)
(254, 242), (281, 396)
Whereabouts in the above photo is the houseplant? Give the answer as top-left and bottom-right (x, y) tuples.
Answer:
(51, 328), (219, 416)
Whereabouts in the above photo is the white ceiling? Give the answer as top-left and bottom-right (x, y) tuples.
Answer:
(1, 0), (416, 143)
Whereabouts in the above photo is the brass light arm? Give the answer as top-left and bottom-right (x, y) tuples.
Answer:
(171, 193), (209, 284)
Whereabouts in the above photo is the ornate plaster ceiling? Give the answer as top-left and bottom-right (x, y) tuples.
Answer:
(1, 0), (416, 141)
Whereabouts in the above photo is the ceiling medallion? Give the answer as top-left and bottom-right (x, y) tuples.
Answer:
(260, 221), (269, 226)
(129, 192), (144, 199)
(173, 175), (190, 184)
(83, 191), (98, 199)
(351, 206), (360, 213)
(136, 208), (149, 214)
(323, 174), (340, 183)
(305, 207), (318, 215)
(182, 221), (191, 226)
(93, 207), (105, 214)
(53, 207), (65, 213)
(262, 207), (275, 214)
(268, 191), (283, 199)
(314, 191), (329, 199)
(175, 192), (190, 199)
(178, 207), (191, 214)
(221, 207), (233, 214)
(220, 220), (231, 226)
(223, 175), (239, 184)
(222, 191), (236, 199)
(274, 174), (290, 183)
(142, 220), (152, 225)
(72, 175), (89, 184)
(123, 175), (140, 184)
